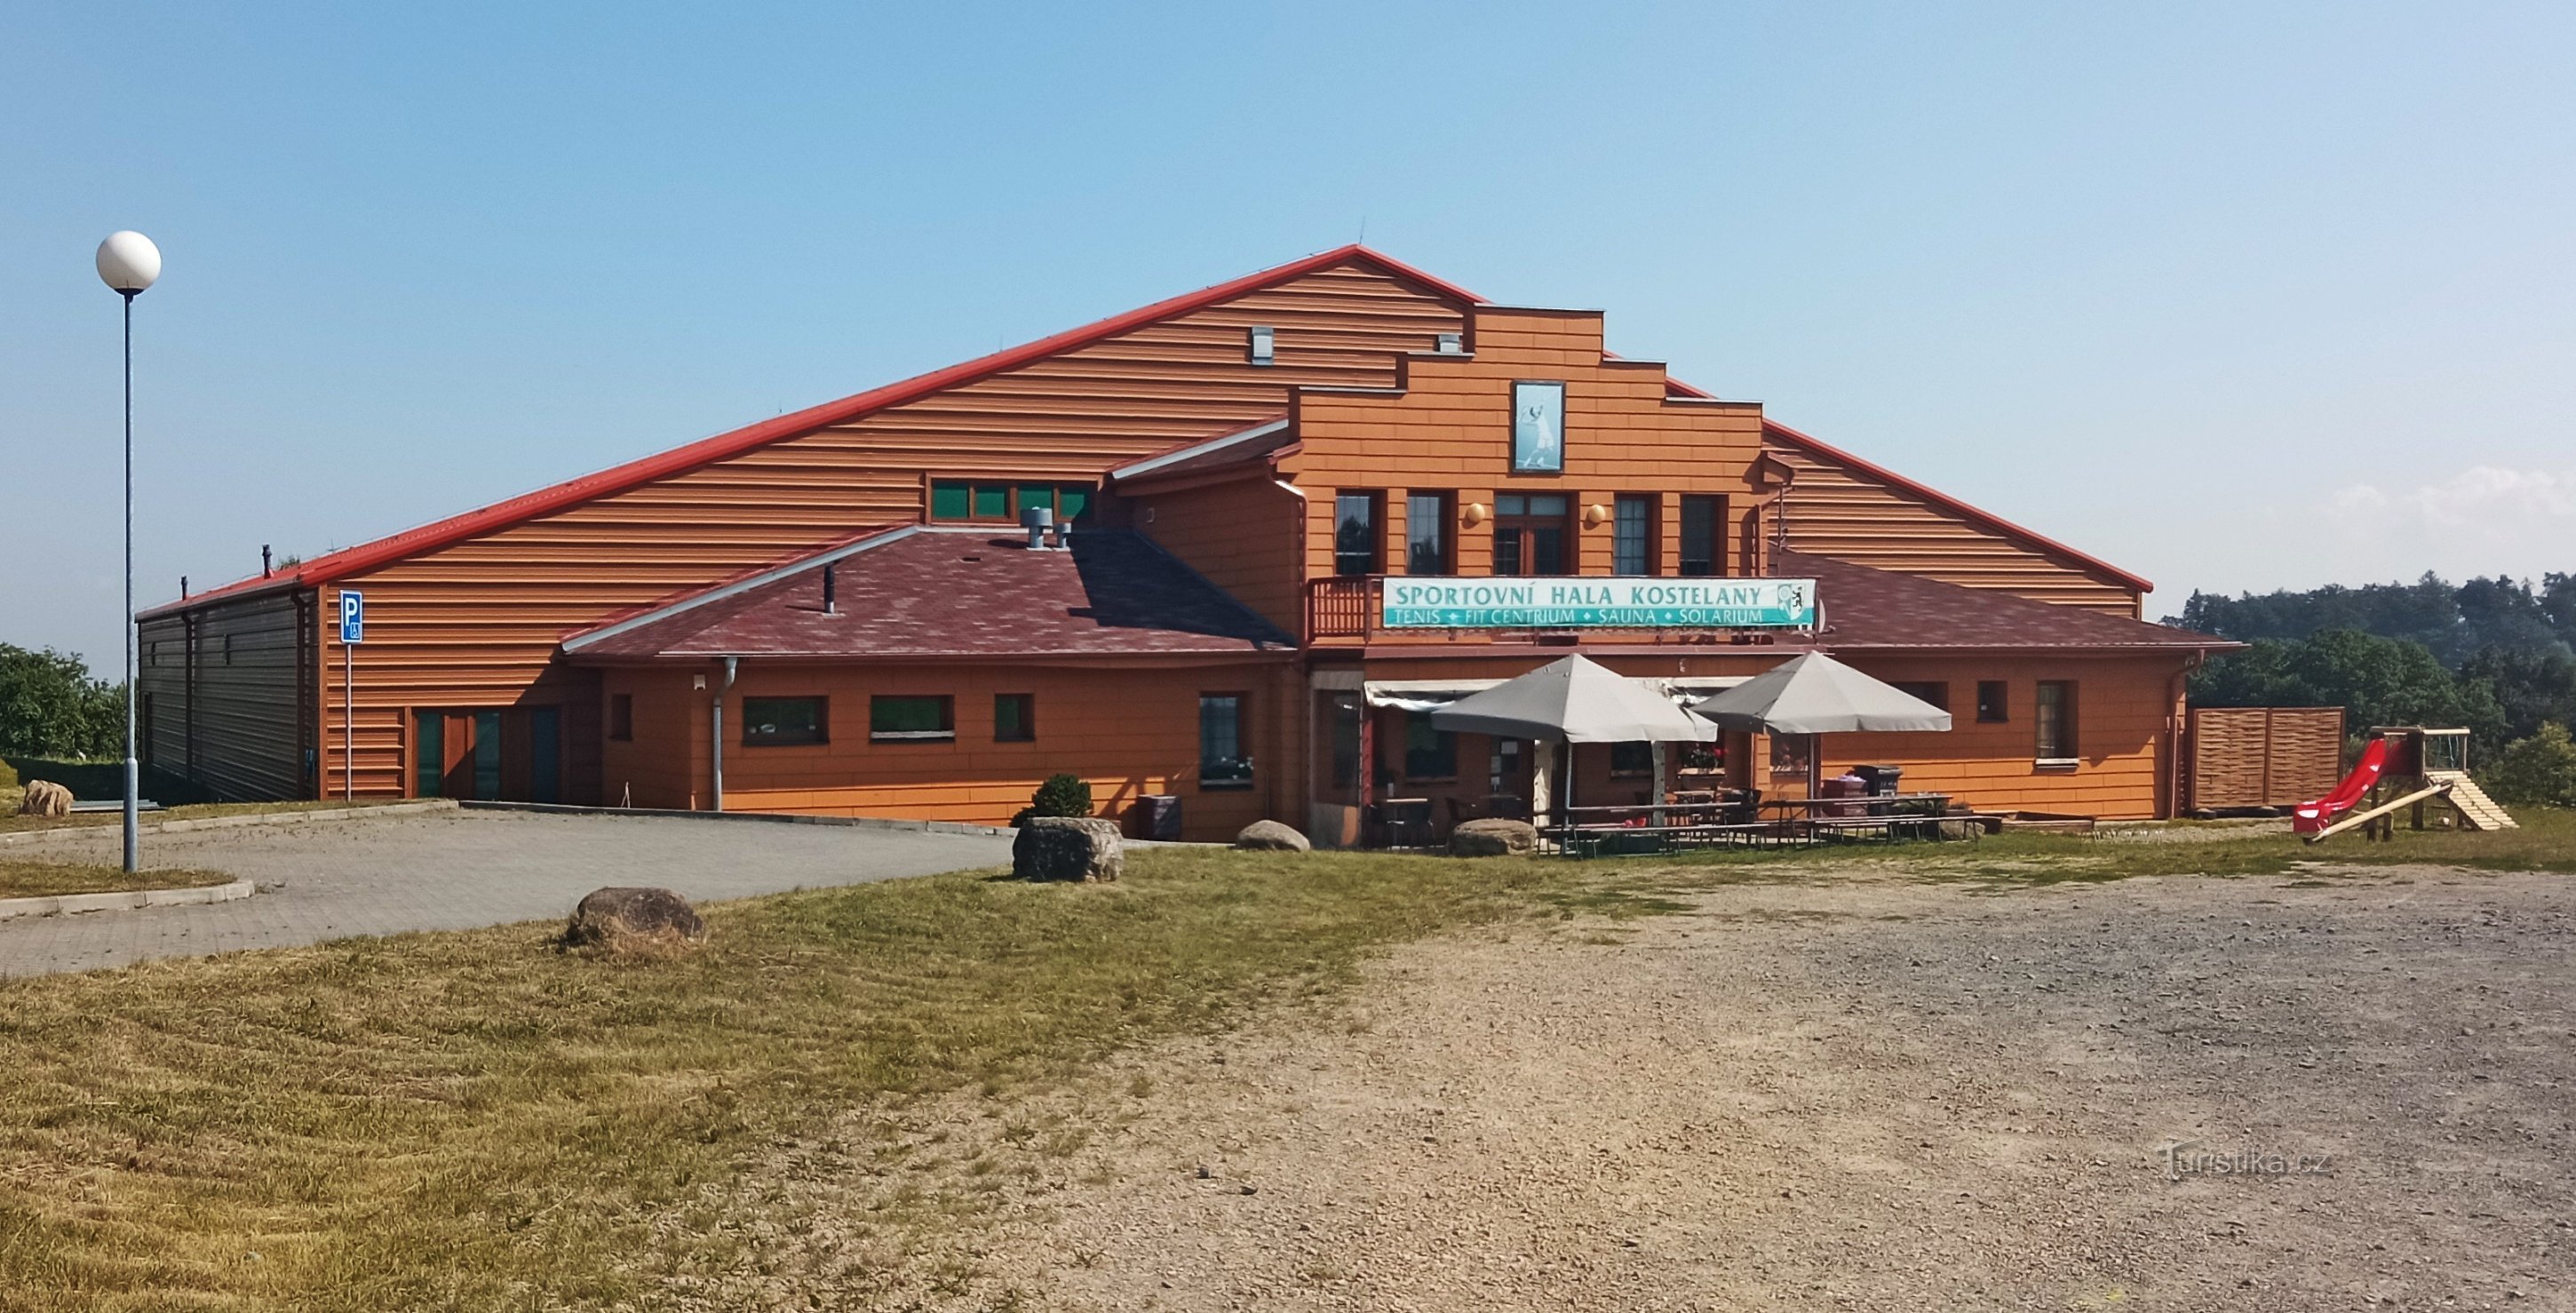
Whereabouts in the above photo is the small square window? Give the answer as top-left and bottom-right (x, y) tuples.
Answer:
(1895, 681), (1948, 711)
(1199, 693), (1252, 789)
(994, 693), (1035, 743)
(870, 695), (953, 742)
(1247, 325), (1276, 365)
(1610, 741), (1655, 776)
(743, 696), (827, 746)
(1976, 681), (2008, 724)
(608, 693), (634, 742)
(971, 484), (1011, 520)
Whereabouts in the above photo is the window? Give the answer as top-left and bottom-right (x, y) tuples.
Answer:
(2035, 681), (2078, 760)
(473, 711), (502, 799)
(1247, 324), (1276, 365)
(1679, 495), (1723, 577)
(994, 693), (1035, 743)
(1199, 694), (1252, 788)
(867, 696), (950, 742)
(1976, 681), (2008, 724)
(1612, 495), (1654, 576)
(928, 481), (1095, 524)
(1403, 711), (1457, 780)
(1678, 738), (1722, 773)
(1610, 741), (1654, 776)
(1334, 492), (1381, 576)
(608, 693), (634, 742)
(746, 696), (830, 745)
(1405, 492), (1451, 575)
(1894, 681), (1949, 711)
(1493, 493), (1570, 577)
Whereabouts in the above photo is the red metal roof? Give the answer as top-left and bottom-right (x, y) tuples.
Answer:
(1779, 550), (2220, 651)
(561, 529), (1295, 661)
(140, 245), (1480, 620)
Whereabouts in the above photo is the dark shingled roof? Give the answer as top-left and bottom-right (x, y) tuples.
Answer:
(565, 529), (1295, 660)
(1780, 550), (2230, 651)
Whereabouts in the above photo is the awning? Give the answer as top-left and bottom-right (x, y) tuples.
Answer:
(1364, 675), (1746, 715)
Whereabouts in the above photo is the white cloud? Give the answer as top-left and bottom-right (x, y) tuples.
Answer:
(2331, 466), (2576, 529)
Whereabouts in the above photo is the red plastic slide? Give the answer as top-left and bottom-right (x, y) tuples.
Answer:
(2291, 736), (2389, 834)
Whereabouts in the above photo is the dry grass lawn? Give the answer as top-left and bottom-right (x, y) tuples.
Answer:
(1, 811), (2570, 1311)
(0, 859), (236, 902)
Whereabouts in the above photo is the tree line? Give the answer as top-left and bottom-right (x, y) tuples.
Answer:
(0, 644), (127, 761)
(2168, 572), (2576, 804)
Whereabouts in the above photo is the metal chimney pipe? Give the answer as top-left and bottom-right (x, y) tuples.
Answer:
(261, 545), (273, 577)
(822, 562), (837, 614)
(1022, 505), (1054, 550)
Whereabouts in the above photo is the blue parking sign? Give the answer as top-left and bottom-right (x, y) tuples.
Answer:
(338, 590), (364, 644)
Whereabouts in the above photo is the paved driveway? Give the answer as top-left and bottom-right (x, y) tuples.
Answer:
(0, 809), (1014, 977)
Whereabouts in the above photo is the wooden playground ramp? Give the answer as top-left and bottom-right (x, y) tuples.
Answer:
(2185, 706), (2346, 814)
(2425, 770), (2518, 831)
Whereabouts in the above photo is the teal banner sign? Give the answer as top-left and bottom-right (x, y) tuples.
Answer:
(1380, 577), (1817, 629)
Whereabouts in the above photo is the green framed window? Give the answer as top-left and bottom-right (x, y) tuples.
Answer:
(870, 695), (954, 742)
(972, 484), (1010, 520)
(930, 481), (971, 521)
(994, 693), (1035, 743)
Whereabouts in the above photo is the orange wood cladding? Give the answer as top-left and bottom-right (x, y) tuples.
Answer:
(1280, 307), (1767, 590)
(601, 660), (1295, 840)
(1761, 439), (2145, 617)
(306, 259), (1465, 802)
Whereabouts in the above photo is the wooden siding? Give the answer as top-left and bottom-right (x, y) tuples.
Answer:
(1280, 307), (1768, 604)
(316, 261), (1465, 800)
(136, 590), (313, 801)
(1134, 477), (1307, 634)
(604, 659), (1296, 842)
(1816, 656), (2185, 819)
(1761, 442), (2143, 616)
(2185, 706), (2345, 810)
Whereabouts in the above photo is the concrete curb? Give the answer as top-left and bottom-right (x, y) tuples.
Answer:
(458, 800), (1020, 838)
(0, 878), (257, 921)
(1, 799), (459, 847)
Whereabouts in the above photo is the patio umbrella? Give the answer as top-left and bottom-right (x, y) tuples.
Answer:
(1429, 655), (1716, 743)
(1689, 652), (1952, 735)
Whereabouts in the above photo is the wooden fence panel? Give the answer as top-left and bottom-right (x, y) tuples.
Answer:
(2185, 707), (2346, 811)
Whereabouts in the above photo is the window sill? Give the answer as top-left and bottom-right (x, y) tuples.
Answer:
(744, 739), (829, 748)
(1197, 780), (1256, 792)
(870, 732), (953, 743)
(2033, 758), (2080, 772)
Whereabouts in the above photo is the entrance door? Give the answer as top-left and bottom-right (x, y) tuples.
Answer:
(413, 706), (558, 801)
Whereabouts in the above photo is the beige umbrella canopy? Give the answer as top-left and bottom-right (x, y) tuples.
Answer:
(1430, 655), (1716, 744)
(1690, 652), (1952, 735)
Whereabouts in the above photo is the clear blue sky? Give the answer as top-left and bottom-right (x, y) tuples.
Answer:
(7, 3), (2572, 672)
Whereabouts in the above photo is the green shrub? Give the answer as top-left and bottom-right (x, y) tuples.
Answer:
(1029, 772), (1093, 819)
(0, 757), (17, 792)
(2484, 722), (2576, 808)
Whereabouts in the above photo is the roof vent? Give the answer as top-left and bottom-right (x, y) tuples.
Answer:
(1246, 325), (1276, 366)
(1021, 504), (1055, 550)
(1435, 331), (1464, 354)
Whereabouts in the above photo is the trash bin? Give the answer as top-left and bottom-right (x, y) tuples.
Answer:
(1853, 764), (1904, 797)
(1133, 793), (1184, 841)
(1820, 772), (1869, 818)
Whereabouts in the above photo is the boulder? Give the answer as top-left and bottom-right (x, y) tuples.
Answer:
(1014, 815), (1124, 882)
(1449, 816), (1538, 857)
(17, 779), (72, 819)
(564, 886), (706, 952)
(1231, 819), (1311, 852)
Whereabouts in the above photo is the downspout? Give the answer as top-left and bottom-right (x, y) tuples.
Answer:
(1276, 474), (1310, 832)
(712, 656), (739, 812)
(2167, 651), (2205, 819)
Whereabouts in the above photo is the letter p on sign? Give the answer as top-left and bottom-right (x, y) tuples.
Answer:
(338, 590), (364, 644)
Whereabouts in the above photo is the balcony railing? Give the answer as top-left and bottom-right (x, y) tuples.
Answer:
(1308, 576), (1381, 639)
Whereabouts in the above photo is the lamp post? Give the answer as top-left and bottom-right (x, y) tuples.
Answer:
(96, 231), (161, 875)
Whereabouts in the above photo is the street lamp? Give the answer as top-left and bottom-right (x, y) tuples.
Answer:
(96, 230), (160, 874)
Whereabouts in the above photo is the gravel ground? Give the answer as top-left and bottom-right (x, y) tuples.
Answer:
(688, 865), (2575, 1311)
